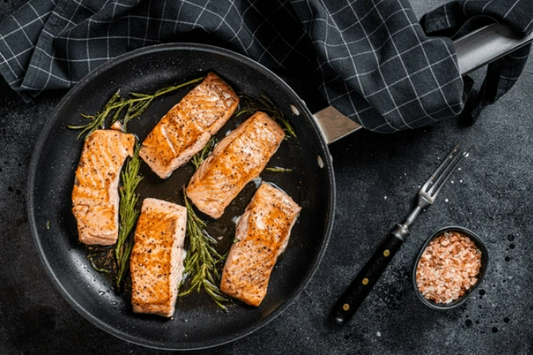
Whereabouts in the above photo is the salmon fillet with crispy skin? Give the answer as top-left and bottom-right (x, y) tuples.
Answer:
(186, 112), (285, 219)
(220, 183), (301, 306)
(139, 72), (239, 179)
(130, 198), (187, 318)
(72, 129), (135, 246)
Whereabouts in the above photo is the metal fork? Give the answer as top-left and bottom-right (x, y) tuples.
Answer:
(331, 143), (469, 324)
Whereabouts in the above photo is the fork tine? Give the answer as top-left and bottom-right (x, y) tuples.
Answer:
(421, 143), (462, 192)
(428, 146), (469, 197)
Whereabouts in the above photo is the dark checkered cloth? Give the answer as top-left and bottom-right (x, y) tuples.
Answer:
(0, 0), (531, 133)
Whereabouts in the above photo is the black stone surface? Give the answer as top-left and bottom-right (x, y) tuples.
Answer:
(1, 1), (532, 354)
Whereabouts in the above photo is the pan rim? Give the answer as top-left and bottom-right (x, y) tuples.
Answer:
(26, 42), (336, 350)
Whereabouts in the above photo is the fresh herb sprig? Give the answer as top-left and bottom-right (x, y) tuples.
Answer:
(115, 144), (143, 289)
(236, 94), (296, 137)
(265, 166), (293, 173)
(68, 76), (205, 139)
(85, 245), (114, 275)
(179, 190), (230, 311)
(191, 137), (217, 170)
(87, 252), (111, 275)
(68, 90), (122, 140)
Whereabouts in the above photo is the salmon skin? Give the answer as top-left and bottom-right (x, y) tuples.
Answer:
(130, 198), (187, 318)
(139, 72), (239, 179)
(186, 112), (285, 219)
(220, 183), (301, 306)
(72, 129), (135, 246)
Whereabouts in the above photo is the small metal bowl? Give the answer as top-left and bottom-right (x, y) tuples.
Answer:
(412, 226), (489, 310)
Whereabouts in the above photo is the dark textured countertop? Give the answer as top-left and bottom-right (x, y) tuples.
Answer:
(1, 1), (532, 354)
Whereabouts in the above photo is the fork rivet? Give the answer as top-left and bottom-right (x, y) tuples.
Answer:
(383, 250), (390, 257)
(362, 278), (369, 285)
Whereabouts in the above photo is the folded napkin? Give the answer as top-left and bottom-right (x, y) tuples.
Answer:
(0, 0), (531, 133)
(422, 0), (533, 125)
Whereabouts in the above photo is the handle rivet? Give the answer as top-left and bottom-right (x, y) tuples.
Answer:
(342, 303), (350, 311)
(383, 249), (390, 257)
(362, 278), (369, 285)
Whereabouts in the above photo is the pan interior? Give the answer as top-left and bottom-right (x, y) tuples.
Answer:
(28, 44), (334, 350)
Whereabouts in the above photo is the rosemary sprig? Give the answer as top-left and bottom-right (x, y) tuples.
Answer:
(68, 90), (122, 140)
(191, 137), (217, 170)
(115, 144), (143, 289)
(87, 253), (111, 275)
(265, 166), (293, 172)
(68, 76), (205, 139)
(179, 189), (230, 311)
(236, 94), (296, 137)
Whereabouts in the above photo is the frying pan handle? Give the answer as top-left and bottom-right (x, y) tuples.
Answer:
(455, 23), (533, 75)
(312, 106), (362, 144)
(313, 23), (533, 144)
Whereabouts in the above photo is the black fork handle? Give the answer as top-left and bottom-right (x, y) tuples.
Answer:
(331, 232), (404, 324)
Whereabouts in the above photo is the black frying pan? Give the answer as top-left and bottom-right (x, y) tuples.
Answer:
(27, 43), (335, 350)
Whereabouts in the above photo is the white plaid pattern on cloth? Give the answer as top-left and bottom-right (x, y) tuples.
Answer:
(421, 0), (532, 125)
(0, 0), (531, 132)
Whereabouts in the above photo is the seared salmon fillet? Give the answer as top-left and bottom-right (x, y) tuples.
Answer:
(140, 72), (239, 179)
(220, 183), (301, 306)
(72, 129), (135, 245)
(186, 112), (285, 219)
(130, 198), (187, 318)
